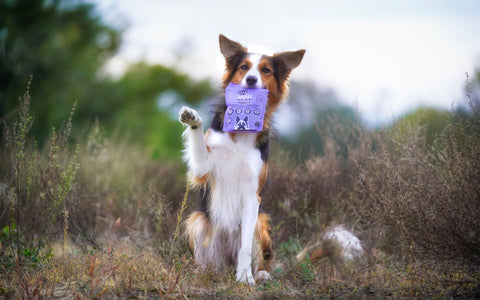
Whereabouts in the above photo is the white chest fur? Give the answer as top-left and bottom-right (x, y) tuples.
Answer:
(206, 131), (263, 231)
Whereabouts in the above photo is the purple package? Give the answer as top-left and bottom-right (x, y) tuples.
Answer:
(222, 83), (269, 133)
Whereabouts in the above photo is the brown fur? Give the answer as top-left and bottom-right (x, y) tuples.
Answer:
(298, 240), (339, 262)
(186, 211), (211, 250)
(258, 162), (269, 200)
(204, 128), (213, 152)
(190, 173), (209, 187)
(255, 213), (273, 272)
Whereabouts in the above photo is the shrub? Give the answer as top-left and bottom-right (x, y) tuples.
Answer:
(1, 78), (79, 267)
(71, 121), (185, 246)
(0, 79), (187, 270)
(262, 113), (377, 245)
(355, 99), (480, 264)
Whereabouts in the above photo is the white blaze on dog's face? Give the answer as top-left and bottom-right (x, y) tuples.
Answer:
(238, 53), (262, 89)
(230, 53), (277, 90)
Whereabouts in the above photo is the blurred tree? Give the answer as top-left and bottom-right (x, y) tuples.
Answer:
(0, 0), (121, 141)
(278, 80), (361, 161)
(469, 68), (480, 113)
(88, 62), (213, 159)
(0, 0), (214, 160)
(280, 107), (361, 161)
(397, 107), (449, 147)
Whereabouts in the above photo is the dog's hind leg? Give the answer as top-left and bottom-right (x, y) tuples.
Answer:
(254, 212), (273, 281)
(185, 211), (211, 266)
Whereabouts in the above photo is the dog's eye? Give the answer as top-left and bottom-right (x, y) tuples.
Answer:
(240, 64), (249, 71)
(261, 67), (271, 74)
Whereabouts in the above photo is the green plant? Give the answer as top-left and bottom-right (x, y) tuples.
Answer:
(296, 256), (315, 283)
(1, 78), (80, 270)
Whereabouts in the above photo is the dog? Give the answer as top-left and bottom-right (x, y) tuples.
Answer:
(179, 34), (305, 285)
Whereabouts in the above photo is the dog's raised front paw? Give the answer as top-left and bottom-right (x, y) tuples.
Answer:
(179, 106), (203, 129)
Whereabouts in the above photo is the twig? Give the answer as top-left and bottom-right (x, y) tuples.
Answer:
(168, 181), (189, 258)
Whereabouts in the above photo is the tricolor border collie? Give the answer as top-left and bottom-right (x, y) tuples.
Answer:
(179, 34), (305, 284)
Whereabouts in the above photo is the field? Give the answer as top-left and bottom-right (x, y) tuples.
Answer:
(1, 83), (479, 299)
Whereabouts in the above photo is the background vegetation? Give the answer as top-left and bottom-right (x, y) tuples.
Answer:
(1, 0), (479, 298)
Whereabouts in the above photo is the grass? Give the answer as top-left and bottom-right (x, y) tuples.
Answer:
(0, 78), (479, 298)
(3, 241), (478, 298)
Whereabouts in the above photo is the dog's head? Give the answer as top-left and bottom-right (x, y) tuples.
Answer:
(219, 34), (305, 105)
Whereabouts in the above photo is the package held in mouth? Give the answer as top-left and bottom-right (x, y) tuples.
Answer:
(222, 83), (268, 133)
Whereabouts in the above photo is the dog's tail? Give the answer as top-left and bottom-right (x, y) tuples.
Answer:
(296, 225), (364, 263)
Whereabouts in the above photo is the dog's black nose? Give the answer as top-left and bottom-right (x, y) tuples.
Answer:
(246, 75), (257, 87)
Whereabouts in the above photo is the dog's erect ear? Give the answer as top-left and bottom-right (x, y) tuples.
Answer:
(273, 49), (306, 82)
(219, 34), (247, 59)
(236, 116), (240, 122)
(274, 49), (306, 71)
(244, 116), (248, 122)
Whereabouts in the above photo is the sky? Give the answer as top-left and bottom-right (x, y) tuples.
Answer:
(90, 0), (480, 125)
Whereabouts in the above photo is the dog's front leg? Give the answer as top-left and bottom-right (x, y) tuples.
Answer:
(179, 106), (209, 177)
(236, 196), (259, 285)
